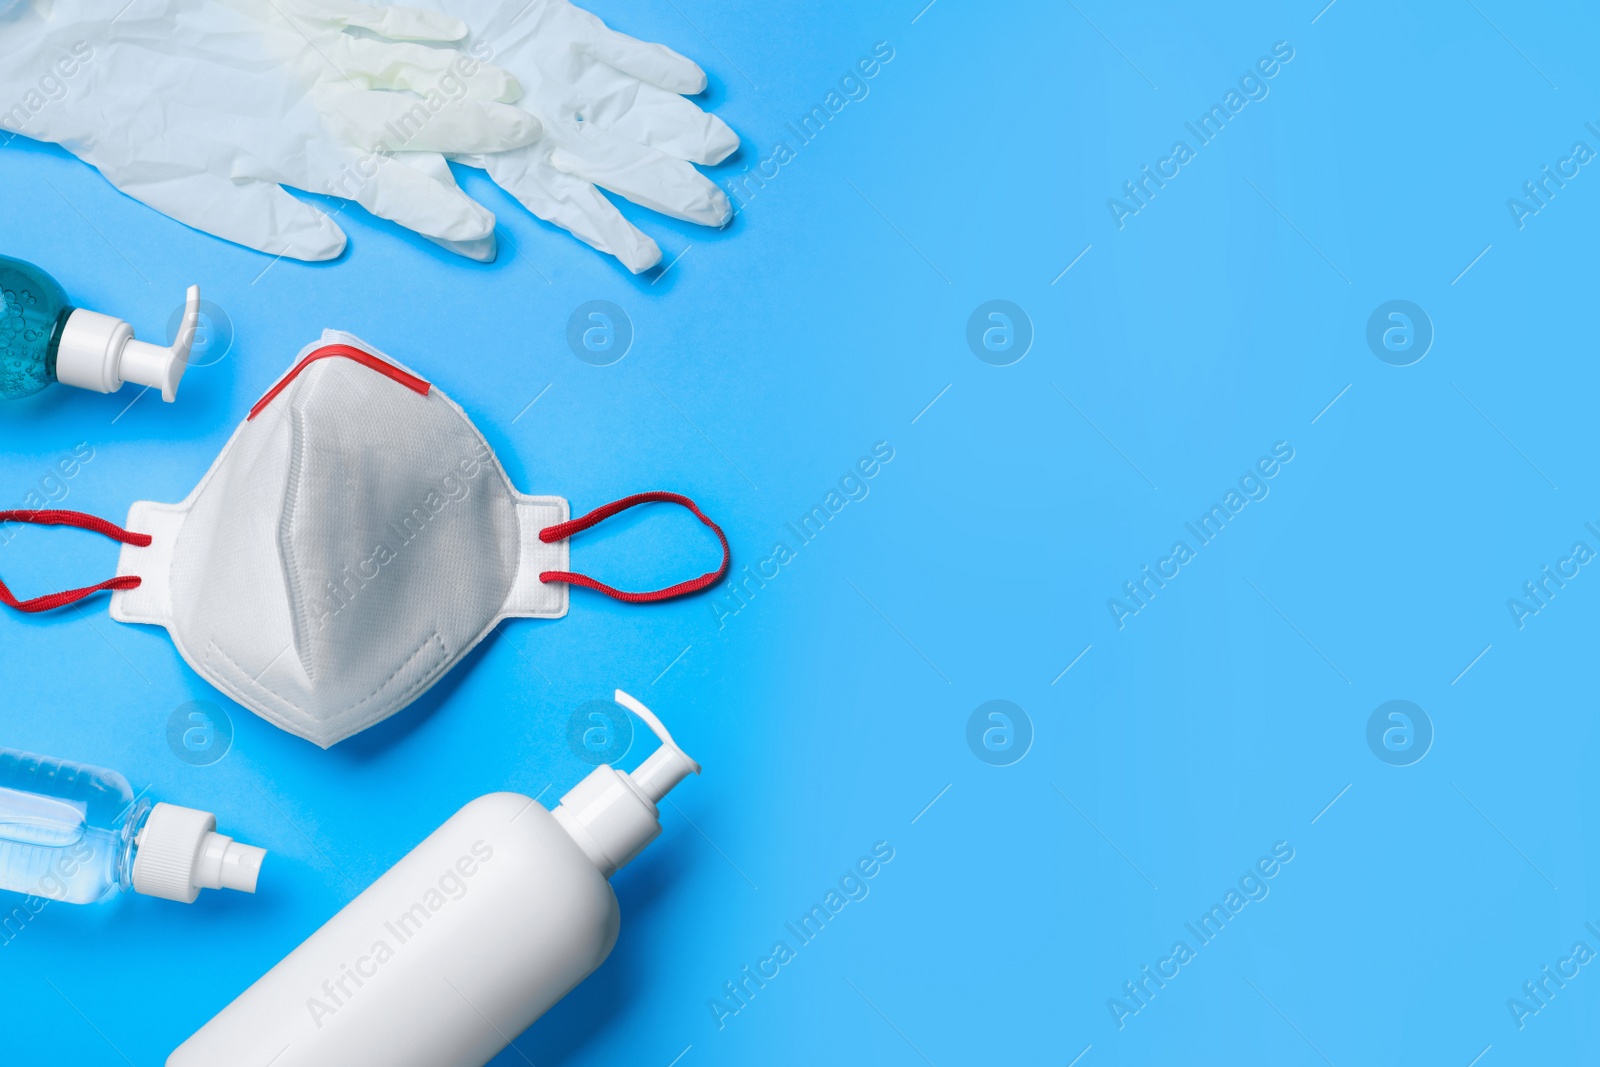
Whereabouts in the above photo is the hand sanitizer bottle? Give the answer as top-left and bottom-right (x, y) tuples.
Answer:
(0, 253), (201, 402)
(0, 747), (266, 905)
(170, 691), (701, 1067)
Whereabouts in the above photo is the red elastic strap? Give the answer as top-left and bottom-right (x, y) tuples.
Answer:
(0, 510), (151, 613)
(538, 492), (730, 603)
(249, 344), (431, 421)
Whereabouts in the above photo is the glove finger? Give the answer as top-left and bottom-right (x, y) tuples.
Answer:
(315, 1), (468, 44)
(473, 149), (662, 273)
(340, 150), (498, 244)
(550, 127), (730, 227)
(390, 153), (497, 261)
(591, 82), (739, 165)
(421, 231), (498, 261)
(582, 28), (707, 95)
(104, 169), (347, 261)
(338, 37), (521, 102)
(337, 91), (541, 154)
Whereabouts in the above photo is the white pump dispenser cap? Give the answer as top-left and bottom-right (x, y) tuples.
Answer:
(131, 802), (267, 903)
(54, 285), (200, 402)
(553, 689), (700, 878)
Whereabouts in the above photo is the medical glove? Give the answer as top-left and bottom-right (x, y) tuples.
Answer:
(418, 0), (740, 272)
(0, 0), (543, 260)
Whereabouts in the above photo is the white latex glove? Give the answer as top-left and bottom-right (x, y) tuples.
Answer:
(0, 0), (542, 261)
(423, 0), (740, 272)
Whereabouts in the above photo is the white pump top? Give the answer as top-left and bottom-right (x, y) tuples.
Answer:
(54, 285), (200, 402)
(131, 802), (267, 904)
(552, 690), (700, 878)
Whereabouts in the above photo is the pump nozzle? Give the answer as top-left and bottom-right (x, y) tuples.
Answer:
(55, 284), (200, 402)
(613, 689), (700, 802)
(552, 690), (700, 878)
(131, 802), (267, 904)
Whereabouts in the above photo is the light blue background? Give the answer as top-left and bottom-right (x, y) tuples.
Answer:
(2, 0), (1598, 1063)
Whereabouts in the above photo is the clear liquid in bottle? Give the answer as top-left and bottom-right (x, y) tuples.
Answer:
(0, 747), (265, 905)
(0, 748), (146, 903)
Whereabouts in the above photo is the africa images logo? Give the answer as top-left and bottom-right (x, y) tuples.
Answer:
(1107, 442), (1295, 629)
(305, 841), (495, 1028)
(1107, 841), (1295, 1029)
(707, 841), (895, 1029)
(1106, 41), (1296, 229)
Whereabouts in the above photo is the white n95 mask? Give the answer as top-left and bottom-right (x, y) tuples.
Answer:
(0, 332), (728, 747)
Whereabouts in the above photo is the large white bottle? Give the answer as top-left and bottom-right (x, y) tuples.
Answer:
(169, 691), (700, 1067)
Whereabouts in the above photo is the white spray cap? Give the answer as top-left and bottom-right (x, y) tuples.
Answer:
(553, 689), (700, 879)
(131, 802), (266, 904)
(54, 285), (200, 402)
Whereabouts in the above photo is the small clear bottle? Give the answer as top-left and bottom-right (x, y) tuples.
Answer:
(0, 747), (265, 905)
(0, 253), (200, 403)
